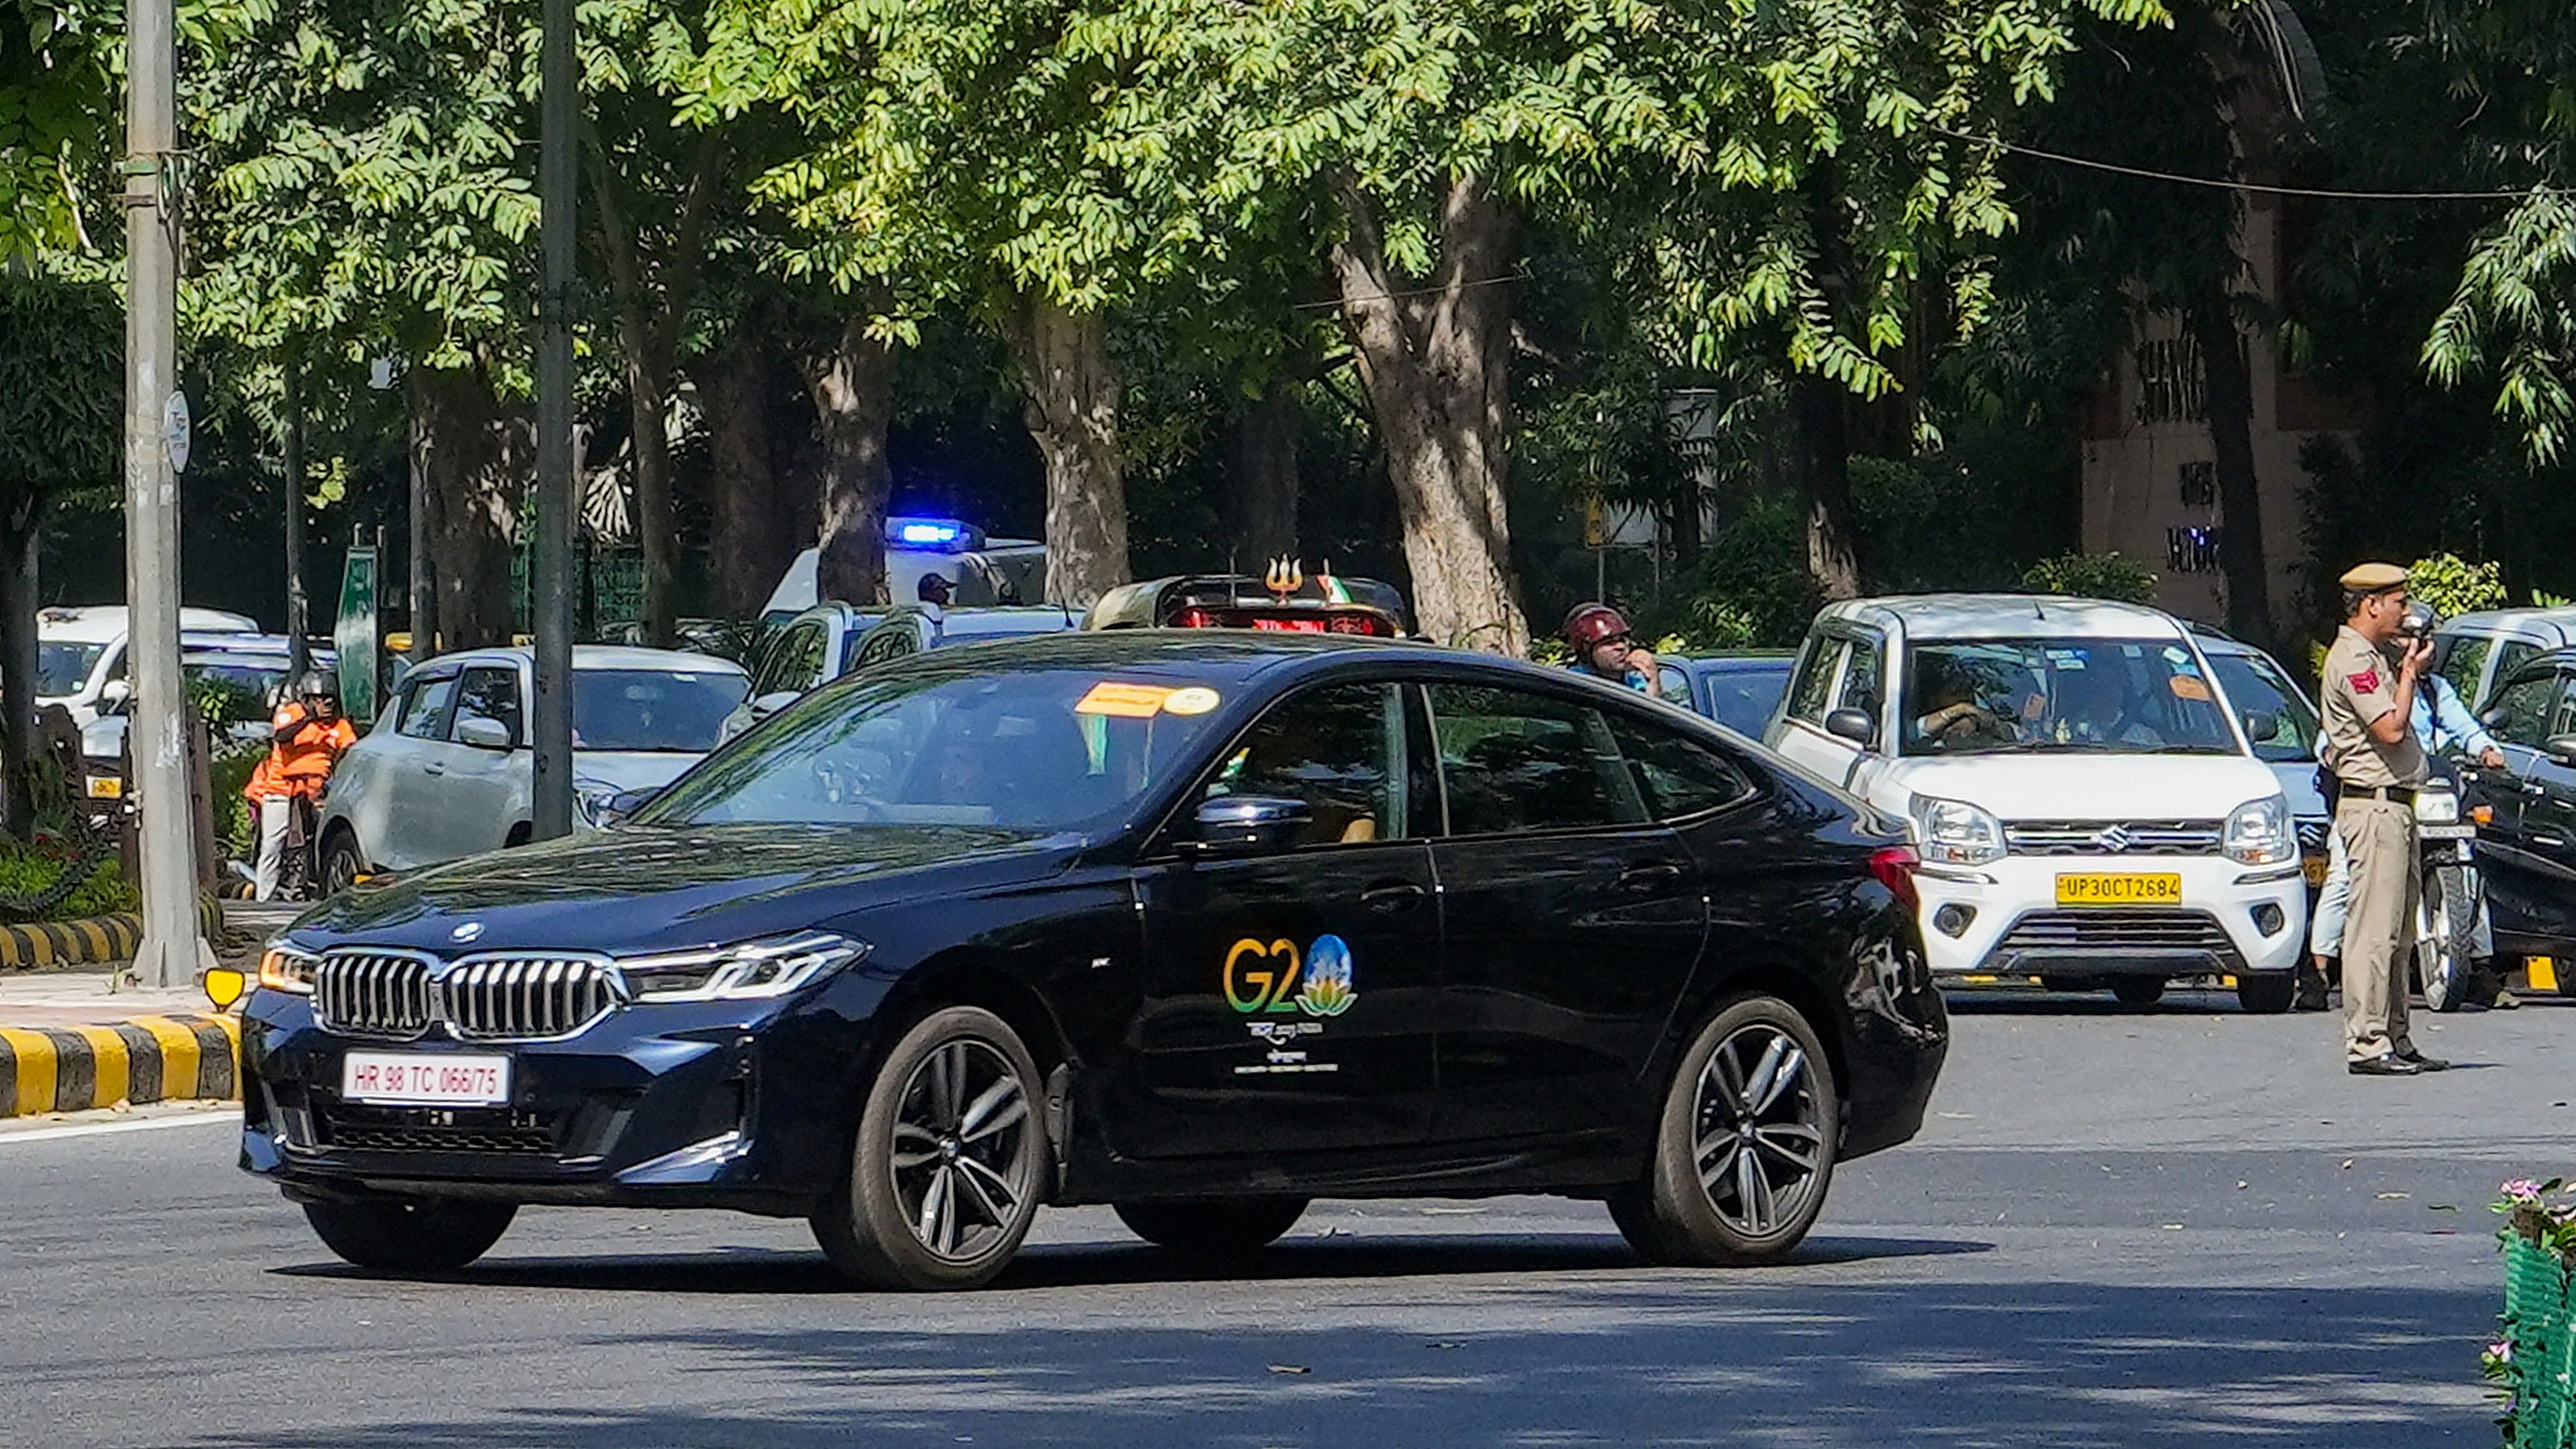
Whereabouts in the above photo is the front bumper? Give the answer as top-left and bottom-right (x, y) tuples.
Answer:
(237, 990), (869, 1212)
(1914, 853), (2307, 979)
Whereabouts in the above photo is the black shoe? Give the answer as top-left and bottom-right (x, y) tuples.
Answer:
(2396, 1049), (2450, 1071)
(2292, 986), (2329, 1012)
(2348, 1054), (2422, 1077)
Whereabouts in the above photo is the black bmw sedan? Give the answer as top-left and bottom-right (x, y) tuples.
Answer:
(239, 633), (1947, 1289)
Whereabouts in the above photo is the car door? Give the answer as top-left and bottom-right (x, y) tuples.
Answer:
(1766, 633), (1859, 782)
(1424, 681), (1706, 1144)
(436, 664), (528, 857)
(2496, 669), (2576, 948)
(370, 666), (462, 869)
(2469, 666), (2564, 942)
(1118, 678), (1445, 1158)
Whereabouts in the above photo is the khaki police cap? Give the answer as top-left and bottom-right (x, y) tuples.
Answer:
(2338, 561), (2409, 592)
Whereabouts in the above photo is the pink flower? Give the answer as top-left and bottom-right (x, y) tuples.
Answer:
(2504, 1179), (2546, 1201)
(2492, 1340), (2516, 1363)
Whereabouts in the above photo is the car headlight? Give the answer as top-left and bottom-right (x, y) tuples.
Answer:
(1910, 795), (2006, 867)
(620, 932), (868, 1002)
(572, 781), (621, 830)
(2224, 794), (2296, 866)
(2414, 787), (2461, 826)
(258, 941), (318, 994)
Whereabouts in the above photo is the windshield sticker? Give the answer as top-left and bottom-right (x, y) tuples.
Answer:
(1076, 681), (1176, 717)
(1162, 686), (1222, 716)
(2164, 647), (2191, 665)
(2170, 676), (2212, 701)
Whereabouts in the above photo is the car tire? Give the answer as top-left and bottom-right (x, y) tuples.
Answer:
(302, 1199), (515, 1273)
(318, 830), (366, 897)
(812, 1005), (1048, 1291)
(1610, 994), (1838, 1267)
(1113, 1198), (1309, 1255)
(2419, 863), (2478, 1013)
(2235, 973), (2296, 1015)
(2110, 977), (2165, 1007)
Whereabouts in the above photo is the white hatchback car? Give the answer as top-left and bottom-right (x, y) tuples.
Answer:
(315, 646), (748, 889)
(1766, 595), (2306, 1012)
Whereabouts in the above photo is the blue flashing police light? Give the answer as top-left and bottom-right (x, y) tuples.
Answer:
(885, 516), (982, 553)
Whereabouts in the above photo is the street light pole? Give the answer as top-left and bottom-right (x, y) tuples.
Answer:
(123, 0), (207, 987)
(530, 0), (576, 840)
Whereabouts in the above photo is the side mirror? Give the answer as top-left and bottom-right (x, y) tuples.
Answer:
(2242, 711), (2278, 742)
(100, 679), (132, 714)
(1823, 707), (1877, 748)
(597, 786), (658, 830)
(1185, 795), (1312, 857)
(750, 689), (800, 720)
(453, 716), (514, 751)
(2546, 735), (2576, 769)
(2484, 704), (2514, 733)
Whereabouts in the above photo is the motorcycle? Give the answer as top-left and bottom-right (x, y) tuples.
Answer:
(2412, 759), (2487, 1012)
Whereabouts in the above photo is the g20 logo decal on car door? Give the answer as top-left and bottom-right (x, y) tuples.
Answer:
(1222, 934), (1357, 1017)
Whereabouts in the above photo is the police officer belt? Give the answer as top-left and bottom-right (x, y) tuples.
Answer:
(2340, 784), (2417, 804)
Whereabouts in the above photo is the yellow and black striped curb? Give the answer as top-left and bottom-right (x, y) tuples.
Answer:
(0, 1014), (240, 1117)
(0, 896), (230, 970)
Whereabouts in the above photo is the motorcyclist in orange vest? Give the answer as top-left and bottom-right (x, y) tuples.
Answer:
(245, 669), (356, 900)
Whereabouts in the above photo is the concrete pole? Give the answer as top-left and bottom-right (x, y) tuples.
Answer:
(124, 0), (208, 987)
(528, 0), (576, 841)
(283, 358), (310, 678)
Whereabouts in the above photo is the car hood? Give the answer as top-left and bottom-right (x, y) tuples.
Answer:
(286, 823), (1080, 955)
(1877, 753), (2287, 821)
(568, 750), (708, 793)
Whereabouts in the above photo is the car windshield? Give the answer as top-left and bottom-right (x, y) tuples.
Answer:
(186, 662), (289, 722)
(1900, 637), (2239, 756)
(2206, 652), (2320, 764)
(639, 665), (1222, 830)
(572, 669), (749, 753)
(38, 642), (103, 696)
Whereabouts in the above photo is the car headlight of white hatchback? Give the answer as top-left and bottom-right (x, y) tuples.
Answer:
(1911, 795), (2007, 867)
(620, 932), (869, 1002)
(2223, 794), (2297, 866)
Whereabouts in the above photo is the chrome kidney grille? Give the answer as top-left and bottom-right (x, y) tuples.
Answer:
(312, 950), (623, 1041)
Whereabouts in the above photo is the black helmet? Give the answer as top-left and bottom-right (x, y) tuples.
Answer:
(294, 668), (340, 703)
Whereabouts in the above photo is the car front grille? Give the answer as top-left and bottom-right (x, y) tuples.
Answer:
(312, 950), (623, 1041)
(313, 1101), (564, 1155)
(1996, 909), (2240, 956)
(312, 952), (437, 1038)
(2004, 819), (2224, 856)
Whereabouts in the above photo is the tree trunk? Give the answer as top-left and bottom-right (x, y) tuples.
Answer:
(623, 318), (679, 646)
(1330, 173), (1527, 654)
(1790, 376), (1862, 600)
(1230, 377), (1301, 567)
(1004, 297), (1129, 608)
(0, 507), (39, 841)
(405, 383), (436, 660)
(2191, 297), (2272, 644)
(283, 359), (310, 677)
(703, 323), (794, 619)
(411, 367), (525, 651)
(801, 320), (895, 607)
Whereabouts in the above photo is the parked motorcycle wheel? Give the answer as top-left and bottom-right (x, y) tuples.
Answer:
(2417, 862), (2479, 1013)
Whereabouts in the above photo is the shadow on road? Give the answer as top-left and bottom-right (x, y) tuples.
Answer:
(197, 1277), (2490, 1448)
(266, 1230), (1994, 1296)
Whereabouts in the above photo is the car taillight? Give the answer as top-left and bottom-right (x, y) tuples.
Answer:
(1868, 846), (1921, 913)
(1170, 607), (1214, 628)
(1327, 613), (1392, 636)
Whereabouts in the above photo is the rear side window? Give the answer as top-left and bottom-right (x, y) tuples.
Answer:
(2492, 642), (2542, 707)
(395, 673), (457, 739)
(1605, 714), (1753, 820)
(1198, 683), (1412, 847)
(1427, 685), (1650, 834)
(2486, 672), (2557, 748)
(2437, 634), (2494, 708)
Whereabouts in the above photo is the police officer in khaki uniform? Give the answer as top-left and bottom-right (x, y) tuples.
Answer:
(2318, 563), (2448, 1076)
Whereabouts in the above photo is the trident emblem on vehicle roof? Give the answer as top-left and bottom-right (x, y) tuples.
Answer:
(1265, 556), (1303, 601)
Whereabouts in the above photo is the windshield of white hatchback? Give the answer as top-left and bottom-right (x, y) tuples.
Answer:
(1900, 637), (2238, 756)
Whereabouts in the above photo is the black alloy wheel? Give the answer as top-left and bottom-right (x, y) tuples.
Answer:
(1611, 994), (1837, 1267)
(318, 831), (365, 897)
(2110, 977), (2166, 1007)
(1114, 1198), (1310, 1256)
(302, 1199), (517, 1273)
(813, 1006), (1048, 1290)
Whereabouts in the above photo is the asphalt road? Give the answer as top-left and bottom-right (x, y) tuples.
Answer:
(8, 989), (2567, 1448)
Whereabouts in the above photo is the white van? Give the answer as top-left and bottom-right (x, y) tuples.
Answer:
(40, 605), (261, 727)
(760, 518), (1048, 624)
(1766, 595), (2305, 1012)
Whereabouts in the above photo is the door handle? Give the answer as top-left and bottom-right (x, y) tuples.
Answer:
(1616, 862), (1688, 895)
(1360, 881), (1427, 914)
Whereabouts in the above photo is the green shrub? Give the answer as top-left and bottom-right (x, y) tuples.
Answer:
(0, 839), (136, 919)
(209, 743), (263, 862)
(1644, 495), (1823, 652)
(2409, 553), (2508, 618)
(2022, 552), (2158, 604)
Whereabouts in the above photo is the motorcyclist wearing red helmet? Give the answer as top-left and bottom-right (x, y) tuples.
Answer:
(1563, 603), (1656, 693)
